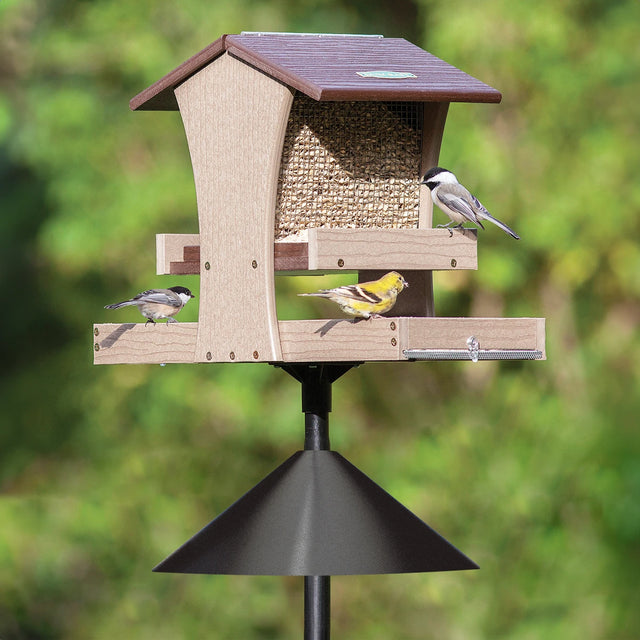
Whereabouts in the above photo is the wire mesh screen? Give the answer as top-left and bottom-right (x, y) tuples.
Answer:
(275, 95), (423, 239)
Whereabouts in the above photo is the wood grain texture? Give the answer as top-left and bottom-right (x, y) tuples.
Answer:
(156, 233), (200, 275)
(274, 241), (309, 271)
(156, 236), (309, 274)
(131, 34), (502, 110)
(93, 317), (545, 364)
(278, 317), (544, 363)
(308, 228), (476, 271)
(176, 53), (293, 363)
(93, 323), (197, 365)
(157, 234), (308, 274)
(419, 102), (449, 230)
(401, 317), (546, 355)
(416, 102), (449, 317)
(278, 318), (401, 362)
(227, 35), (502, 102)
(156, 229), (475, 275)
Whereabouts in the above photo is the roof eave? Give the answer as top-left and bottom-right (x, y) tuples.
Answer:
(130, 34), (502, 111)
(130, 35), (228, 111)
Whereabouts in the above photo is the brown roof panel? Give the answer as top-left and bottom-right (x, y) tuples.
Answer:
(131, 33), (501, 111)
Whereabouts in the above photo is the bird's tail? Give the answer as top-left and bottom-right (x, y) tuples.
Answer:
(485, 214), (520, 240)
(298, 292), (330, 298)
(104, 300), (136, 309)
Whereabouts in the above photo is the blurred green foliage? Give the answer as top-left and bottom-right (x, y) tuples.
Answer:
(1, 0), (639, 637)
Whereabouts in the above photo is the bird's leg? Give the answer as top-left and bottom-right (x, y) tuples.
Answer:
(450, 223), (466, 237)
(145, 318), (156, 326)
(166, 317), (178, 324)
(436, 221), (456, 237)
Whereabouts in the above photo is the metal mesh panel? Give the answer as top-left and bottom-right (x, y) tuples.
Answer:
(275, 96), (422, 239)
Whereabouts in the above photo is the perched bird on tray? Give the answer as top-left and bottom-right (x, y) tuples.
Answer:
(105, 286), (195, 324)
(299, 271), (408, 319)
(421, 167), (519, 239)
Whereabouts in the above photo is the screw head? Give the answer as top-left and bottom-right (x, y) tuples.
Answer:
(229, 351), (236, 361)
(206, 352), (212, 361)
(337, 258), (345, 268)
(94, 327), (99, 336)
(253, 351), (259, 359)
(451, 258), (457, 268)
(390, 337), (397, 346)
(389, 321), (396, 331)
(94, 343), (100, 352)
(204, 261), (211, 270)
(251, 260), (258, 269)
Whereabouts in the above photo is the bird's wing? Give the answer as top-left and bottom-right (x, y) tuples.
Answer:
(470, 193), (493, 217)
(325, 284), (384, 304)
(133, 290), (182, 307)
(436, 189), (482, 225)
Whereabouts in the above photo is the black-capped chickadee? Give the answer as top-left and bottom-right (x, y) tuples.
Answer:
(421, 167), (519, 239)
(105, 286), (195, 324)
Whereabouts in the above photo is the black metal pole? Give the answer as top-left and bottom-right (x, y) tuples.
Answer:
(302, 366), (332, 640)
(304, 575), (330, 640)
(278, 364), (356, 640)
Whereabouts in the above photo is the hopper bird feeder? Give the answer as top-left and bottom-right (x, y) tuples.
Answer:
(92, 32), (545, 638)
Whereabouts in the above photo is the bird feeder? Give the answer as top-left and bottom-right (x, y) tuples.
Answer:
(94, 32), (545, 365)
(92, 32), (546, 638)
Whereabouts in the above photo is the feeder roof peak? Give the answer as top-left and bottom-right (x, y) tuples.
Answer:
(131, 32), (501, 111)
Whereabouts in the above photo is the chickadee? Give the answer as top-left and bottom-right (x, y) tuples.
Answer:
(421, 167), (519, 239)
(105, 286), (195, 324)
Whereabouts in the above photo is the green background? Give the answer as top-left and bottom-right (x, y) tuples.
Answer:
(1, 0), (639, 637)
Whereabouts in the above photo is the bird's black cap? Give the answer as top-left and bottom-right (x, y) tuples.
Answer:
(421, 167), (447, 184)
(169, 285), (195, 298)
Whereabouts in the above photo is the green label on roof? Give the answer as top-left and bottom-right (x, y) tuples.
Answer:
(356, 71), (417, 79)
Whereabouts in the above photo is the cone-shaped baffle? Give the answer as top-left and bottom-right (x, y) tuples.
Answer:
(154, 450), (477, 575)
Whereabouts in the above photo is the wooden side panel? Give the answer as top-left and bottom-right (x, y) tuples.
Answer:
(175, 54), (294, 362)
(308, 228), (476, 271)
(277, 317), (545, 363)
(417, 102), (449, 317)
(93, 323), (197, 365)
(401, 317), (545, 354)
(419, 102), (449, 230)
(278, 318), (401, 362)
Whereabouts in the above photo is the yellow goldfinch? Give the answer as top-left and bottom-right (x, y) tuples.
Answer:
(299, 271), (409, 319)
